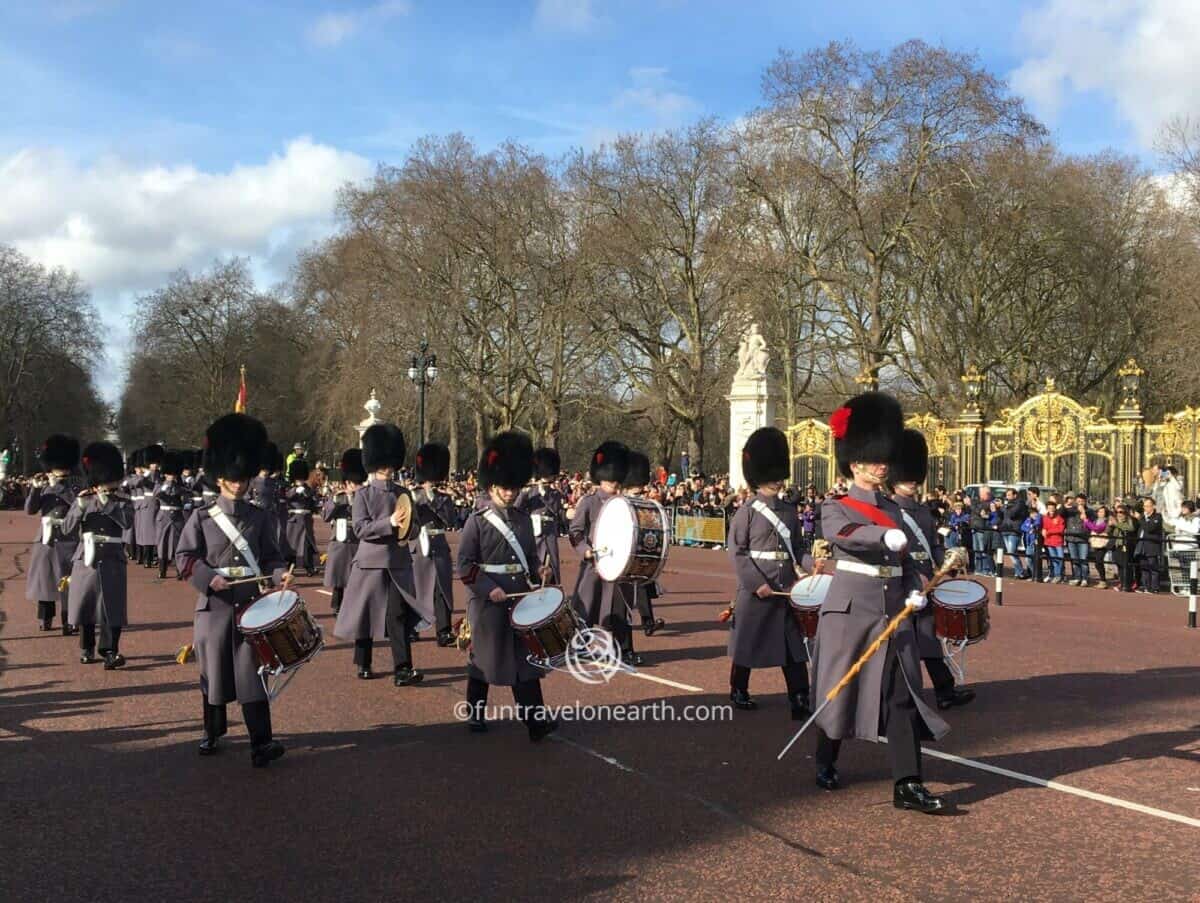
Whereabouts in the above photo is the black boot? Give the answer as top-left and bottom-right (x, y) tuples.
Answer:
(528, 716), (559, 742)
(730, 688), (757, 710)
(936, 686), (976, 710)
(790, 692), (812, 721)
(436, 629), (456, 647)
(815, 765), (841, 790)
(894, 780), (948, 814)
(251, 741), (286, 768)
(103, 652), (126, 670)
(394, 665), (423, 686)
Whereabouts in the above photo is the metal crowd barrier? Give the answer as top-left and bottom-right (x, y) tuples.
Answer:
(671, 507), (727, 547)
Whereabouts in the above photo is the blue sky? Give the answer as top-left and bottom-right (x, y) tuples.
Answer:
(2, 0), (1197, 398)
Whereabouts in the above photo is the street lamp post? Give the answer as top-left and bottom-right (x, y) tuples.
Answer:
(407, 339), (438, 447)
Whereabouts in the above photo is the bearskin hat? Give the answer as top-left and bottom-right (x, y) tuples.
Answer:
(361, 423), (405, 472)
(287, 458), (310, 482)
(532, 447), (561, 480)
(891, 428), (929, 486)
(39, 434), (80, 472)
(202, 413), (268, 482)
(143, 443), (165, 466)
(81, 441), (125, 487)
(742, 427), (790, 488)
(478, 431), (534, 490)
(626, 450), (651, 487)
(589, 440), (630, 484)
(161, 450), (184, 478)
(414, 442), (450, 483)
(339, 447), (367, 484)
(830, 391), (904, 479)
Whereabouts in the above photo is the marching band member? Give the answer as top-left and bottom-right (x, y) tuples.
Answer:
(569, 441), (630, 650)
(121, 453), (138, 560)
(153, 451), (188, 580)
(249, 442), (288, 559)
(285, 458), (319, 576)
(726, 428), (809, 717)
(622, 451), (665, 641)
(411, 442), (458, 647)
(333, 423), (432, 685)
(175, 414), (290, 766)
(24, 435), (81, 633)
(516, 447), (565, 585)
(63, 442), (133, 668)
(889, 429), (975, 710)
(136, 444), (164, 568)
(457, 431), (557, 739)
(811, 392), (950, 814)
(322, 448), (364, 614)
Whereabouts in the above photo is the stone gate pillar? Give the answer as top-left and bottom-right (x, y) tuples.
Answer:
(727, 324), (781, 489)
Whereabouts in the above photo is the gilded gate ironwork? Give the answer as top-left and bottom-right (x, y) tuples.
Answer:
(784, 359), (1192, 499)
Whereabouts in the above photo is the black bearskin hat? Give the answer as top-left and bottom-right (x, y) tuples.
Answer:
(362, 423), (406, 472)
(532, 447), (561, 480)
(81, 441), (124, 487)
(414, 442), (450, 483)
(260, 441), (280, 475)
(478, 431), (534, 490)
(287, 458), (310, 482)
(144, 443), (165, 466)
(132, 447), (145, 469)
(39, 434), (80, 472)
(626, 451), (651, 487)
(742, 427), (790, 488)
(589, 440), (630, 484)
(831, 391), (904, 479)
(161, 450), (184, 478)
(203, 413), (268, 482)
(891, 428), (929, 485)
(339, 448), (367, 485)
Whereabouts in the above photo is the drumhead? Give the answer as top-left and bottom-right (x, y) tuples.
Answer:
(594, 497), (637, 582)
(511, 587), (566, 626)
(789, 574), (832, 610)
(931, 579), (988, 608)
(240, 590), (300, 629)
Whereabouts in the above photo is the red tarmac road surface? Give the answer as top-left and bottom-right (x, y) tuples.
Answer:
(1, 513), (1198, 902)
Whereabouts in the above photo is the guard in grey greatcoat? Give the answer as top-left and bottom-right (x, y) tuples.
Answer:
(569, 440), (630, 641)
(120, 453), (139, 559)
(457, 431), (557, 740)
(726, 428), (809, 717)
(175, 413), (289, 767)
(610, 450), (657, 664)
(250, 443), (290, 560)
(890, 429), (974, 711)
(322, 448), (364, 614)
(153, 451), (188, 580)
(411, 442), (458, 647)
(284, 458), (318, 575)
(334, 423), (431, 685)
(811, 392), (951, 815)
(64, 442), (133, 668)
(515, 447), (565, 585)
(24, 434), (81, 632)
(136, 444), (164, 568)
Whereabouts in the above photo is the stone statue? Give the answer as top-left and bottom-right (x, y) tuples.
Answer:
(735, 323), (770, 381)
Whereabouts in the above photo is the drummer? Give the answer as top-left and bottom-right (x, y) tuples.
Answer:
(175, 414), (291, 767)
(889, 429), (975, 711)
(23, 434), (80, 634)
(516, 447), (566, 585)
(726, 428), (810, 718)
(569, 440), (632, 652)
(616, 450), (661, 662)
(411, 442), (459, 647)
(285, 458), (319, 576)
(322, 448), (365, 614)
(456, 431), (557, 739)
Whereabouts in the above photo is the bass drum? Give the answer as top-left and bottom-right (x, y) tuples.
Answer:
(593, 496), (669, 583)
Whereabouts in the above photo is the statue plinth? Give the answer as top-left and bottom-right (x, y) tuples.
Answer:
(727, 376), (781, 490)
(356, 389), (385, 443)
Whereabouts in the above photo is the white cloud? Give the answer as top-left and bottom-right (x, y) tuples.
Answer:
(615, 66), (700, 123)
(307, 1), (411, 47)
(48, 0), (119, 22)
(1012, 0), (1200, 148)
(534, 0), (598, 33)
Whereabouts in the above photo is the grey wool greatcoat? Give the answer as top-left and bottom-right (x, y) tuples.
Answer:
(812, 485), (949, 743)
(515, 483), (564, 584)
(134, 471), (161, 545)
(456, 505), (543, 686)
(120, 473), (138, 545)
(333, 478), (430, 641)
(24, 480), (79, 601)
(175, 496), (288, 705)
(284, 483), (319, 563)
(410, 486), (456, 615)
(63, 492), (134, 628)
(154, 479), (189, 564)
(893, 493), (945, 660)
(568, 488), (619, 626)
(727, 492), (809, 668)
(321, 491), (359, 589)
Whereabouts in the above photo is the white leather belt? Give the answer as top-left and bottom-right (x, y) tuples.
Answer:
(158, 505), (180, 512)
(43, 515), (65, 525)
(289, 509), (311, 515)
(837, 560), (895, 578)
(425, 528), (446, 537)
(749, 550), (790, 560)
(216, 566), (256, 578)
(83, 533), (123, 544)
(481, 563), (524, 574)
(910, 552), (930, 562)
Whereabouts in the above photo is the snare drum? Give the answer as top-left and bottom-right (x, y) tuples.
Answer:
(593, 496), (669, 583)
(237, 589), (324, 673)
(930, 579), (990, 645)
(787, 574), (832, 639)
(509, 587), (577, 661)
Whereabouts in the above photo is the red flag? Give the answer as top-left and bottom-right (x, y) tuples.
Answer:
(234, 365), (247, 413)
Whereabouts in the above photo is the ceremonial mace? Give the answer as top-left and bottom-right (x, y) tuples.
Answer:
(777, 546), (969, 761)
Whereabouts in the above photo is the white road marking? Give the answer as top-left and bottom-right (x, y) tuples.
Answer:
(316, 589), (333, 596)
(621, 669), (705, 693)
